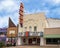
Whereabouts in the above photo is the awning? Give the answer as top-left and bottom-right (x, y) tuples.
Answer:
(44, 34), (60, 38)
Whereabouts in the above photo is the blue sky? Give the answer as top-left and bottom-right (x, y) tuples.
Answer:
(0, 0), (60, 28)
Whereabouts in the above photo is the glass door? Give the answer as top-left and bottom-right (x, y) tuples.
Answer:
(28, 38), (32, 45)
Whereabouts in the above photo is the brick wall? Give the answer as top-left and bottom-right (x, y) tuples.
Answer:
(7, 27), (17, 37)
(44, 28), (60, 34)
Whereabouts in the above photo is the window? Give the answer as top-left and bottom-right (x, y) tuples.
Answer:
(9, 30), (15, 34)
(40, 32), (43, 37)
(29, 26), (32, 32)
(34, 26), (37, 32)
(46, 38), (60, 44)
(24, 27), (27, 32)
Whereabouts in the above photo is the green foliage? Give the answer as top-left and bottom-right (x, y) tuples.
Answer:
(0, 41), (5, 48)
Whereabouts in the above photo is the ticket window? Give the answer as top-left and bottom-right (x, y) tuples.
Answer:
(23, 38), (26, 45)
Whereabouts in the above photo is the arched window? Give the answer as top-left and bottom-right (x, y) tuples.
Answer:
(24, 27), (27, 32)
(29, 26), (32, 32)
(34, 26), (37, 32)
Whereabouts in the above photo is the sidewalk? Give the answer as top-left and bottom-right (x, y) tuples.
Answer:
(5, 45), (60, 48)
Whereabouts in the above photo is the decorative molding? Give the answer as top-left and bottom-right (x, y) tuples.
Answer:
(24, 19), (36, 22)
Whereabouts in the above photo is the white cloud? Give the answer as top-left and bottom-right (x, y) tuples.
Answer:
(0, 16), (9, 28)
(0, 12), (19, 28)
(52, 0), (60, 4)
(0, 0), (14, 10)
(0, 0), (20, 28)
(45, 0), (60, 5)
(1, 0), (14, 7)
(0, 0), (19, 13)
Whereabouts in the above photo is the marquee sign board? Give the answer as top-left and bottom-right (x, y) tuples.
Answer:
(9, 30), (15, 34)
(18, 32), (25, 36)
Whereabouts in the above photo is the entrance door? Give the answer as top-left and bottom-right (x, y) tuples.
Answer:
(28, 38), (40, 45)
(28, 38), (32, 45)
(37, 38), (40, 45)
(32, 38), (36, 45)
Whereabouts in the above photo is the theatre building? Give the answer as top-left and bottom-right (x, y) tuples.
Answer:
(17, 3), (48, 46)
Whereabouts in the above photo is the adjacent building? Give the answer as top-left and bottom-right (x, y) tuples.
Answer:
(0, 28), (7, 44)
(6, 18), (17, 46)
(44, 28), (60, 45)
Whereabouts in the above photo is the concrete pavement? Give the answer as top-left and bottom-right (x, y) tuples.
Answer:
(5, 45), (60, 48)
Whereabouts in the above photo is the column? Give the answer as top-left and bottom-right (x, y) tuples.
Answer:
(26, 38), (28, 45)
(40, 37), (44, 46)
(6, 38), (8, 45)
(6, 38), (8, 41)
(17, 37), (22, 45)
(44, 38), (46, 46)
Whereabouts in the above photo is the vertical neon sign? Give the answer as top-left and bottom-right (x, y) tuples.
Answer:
(19, 3), (24, 27)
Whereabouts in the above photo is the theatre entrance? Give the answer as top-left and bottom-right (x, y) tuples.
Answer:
(28, 38), (40, 45)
